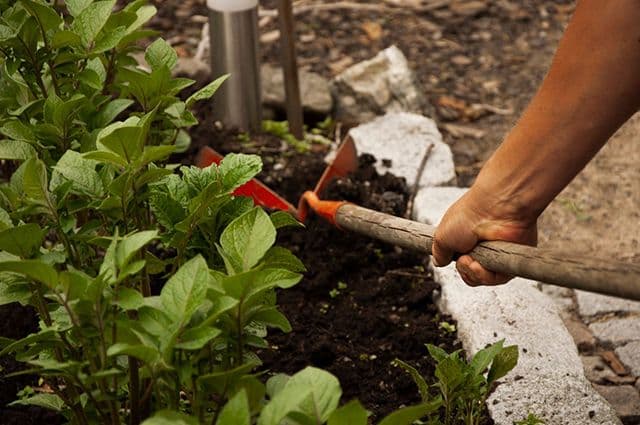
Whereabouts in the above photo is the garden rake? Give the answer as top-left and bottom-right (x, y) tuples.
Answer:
(197, 139), (640, 301)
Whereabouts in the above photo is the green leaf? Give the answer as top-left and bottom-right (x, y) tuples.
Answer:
(270, 211), (304, 230)
(426, 344), (449, 363)
(0, 260), (57, 288)
(327, 400), (368, 425)
(0, 208), (11, 231)
(94, 99), (134, 128)
(198, 361), (261, 395)
(71, 0), (116, 48)
(115, 230), (158, 270)
(52, 30), (82, 48)
(0, 120), (36, 143)
(394, 359), (430, 402)
(107, 342), (159, 364)
(378, 401), (441, 425)
(0, 224), (44, 258)
(66, 0), (93, 17)
(262, 247), (306, 272)
(51, 151), (104, 197)
(160, 255), (209, 325)
(175, 326), (221, 351)
(217, 389), (250, 425)
(219, 208), (276, 274)
(259, 367), (341, 425)
(115, 287), (145, 311)
(0, 278), (32, 306)
(22, 158), (51, 208)
(141, 410), (198, 425)
(21, 0), (63, 34)
(9, 393), (65, 412)
(96, 118), (145, 163)
(251, 307), (291, 332)
(0, 140), (35, 160)
(186, 74), (229, 108)
(470, 340), (504, 376)
(145, 38), (178, 71)
(487, 345), (519, 384)
(434, 355), (465, 393)
(219, 153), (262, 192)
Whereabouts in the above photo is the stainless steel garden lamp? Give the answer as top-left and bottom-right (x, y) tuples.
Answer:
(207, 0), (262, 131)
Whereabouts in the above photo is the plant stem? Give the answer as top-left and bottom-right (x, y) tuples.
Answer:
(129, 357), (141, 425)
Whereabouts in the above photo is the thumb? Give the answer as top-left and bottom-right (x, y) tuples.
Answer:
(431, 234), (454, 267)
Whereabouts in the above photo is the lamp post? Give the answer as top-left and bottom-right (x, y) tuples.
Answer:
(207, 0), (262, 131)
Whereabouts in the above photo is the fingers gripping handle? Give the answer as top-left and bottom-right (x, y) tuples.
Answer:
(334, 204), (640, 301)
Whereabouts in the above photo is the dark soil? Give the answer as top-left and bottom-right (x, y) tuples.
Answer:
(0, 304), (64, 425)
(257, 153), (464, 421)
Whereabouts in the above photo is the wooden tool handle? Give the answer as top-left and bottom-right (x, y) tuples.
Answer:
(336, 204), (640, 301)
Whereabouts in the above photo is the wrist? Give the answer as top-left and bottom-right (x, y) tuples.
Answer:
(469, 161), (542, 227)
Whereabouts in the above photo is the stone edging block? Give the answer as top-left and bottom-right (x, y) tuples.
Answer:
(412, 187), (620, 425)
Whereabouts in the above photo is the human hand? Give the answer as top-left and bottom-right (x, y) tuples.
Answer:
(431, 186), (538, 286)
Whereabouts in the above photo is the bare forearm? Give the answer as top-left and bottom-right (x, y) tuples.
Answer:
(475, 0), (640, 221)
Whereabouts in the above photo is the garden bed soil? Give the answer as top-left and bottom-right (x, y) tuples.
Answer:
(187, 123), (477, 421)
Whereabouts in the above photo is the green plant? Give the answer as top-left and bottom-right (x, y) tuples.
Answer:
(514, 413), (545, 425)
(0, 1), (302, 423)
(395, 340), (519, 425)
(261, 120), (331, 153)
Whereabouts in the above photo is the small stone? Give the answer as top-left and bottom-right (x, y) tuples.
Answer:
(331, 45), (427, 124)
(451, 55), (473, 66)
(348, 113), (440, 188)
(616, 342), (640, 377)
(261, 64), (333, 115)
(589, 317), (640, 345)
(592, 385), (640, 423)
(563, 317), (596, 352)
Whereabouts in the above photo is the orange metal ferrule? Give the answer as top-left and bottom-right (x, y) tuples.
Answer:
(300, 191), (348, 226)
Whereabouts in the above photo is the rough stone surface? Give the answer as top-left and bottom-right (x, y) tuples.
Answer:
(348, 112), (439, 187)
(616, 342), (640, 377)
(592, 385), (640, 424)
(540, 284), (576, 318)
(417, 139), (457, 188)
(412, 187), (619, 424)
(261, 64), (333, 114)
(331, 45), (426, 123)
(590, 317), (640, 345)
(412, 186), (467, 225)
(576, 290), (640, 320)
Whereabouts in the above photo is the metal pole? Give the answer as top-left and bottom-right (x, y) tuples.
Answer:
(277, 0), (304, 140)
(208, 0), (262, 132)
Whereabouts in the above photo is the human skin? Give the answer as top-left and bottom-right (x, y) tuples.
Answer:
(431, 0), (640, 286)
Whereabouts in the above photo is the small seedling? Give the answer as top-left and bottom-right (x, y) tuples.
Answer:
(514, 413), (546, 424)
(439, 321), (457, 333)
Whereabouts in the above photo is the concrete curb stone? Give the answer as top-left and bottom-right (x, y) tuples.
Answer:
(411, 186), (620, 424)
(348, 112), (441, 187)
